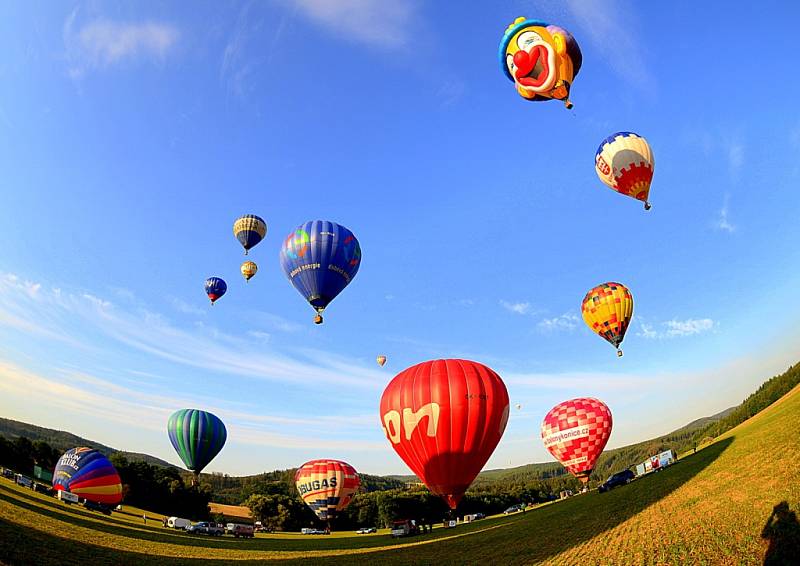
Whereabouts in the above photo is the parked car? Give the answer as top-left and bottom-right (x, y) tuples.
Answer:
(2, 468), (15, 480)
(226, 524), (255, 538)
(598, 469), (636, 493)
(301, 528), (328, 535)
(15, 474), (33, 488)
(167, 517), (191, 529)
(187, 522), (225, 536)
(503, 505), (523, 514)
(82, 500), (112, 515)
(356, 526), (377, 534)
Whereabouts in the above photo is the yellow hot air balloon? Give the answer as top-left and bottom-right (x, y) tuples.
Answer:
(581, 282), (633, 357)
(376, 355), (387, 367)
(241, 261), (257, 282)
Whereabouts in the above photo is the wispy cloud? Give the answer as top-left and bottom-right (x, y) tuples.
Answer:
(715, 193), (735, 233)
(63, 10), (179, 78)
(500, 300), (533, 315)
(290, 0), (416, 49)
(220, 2), (268, 98)
(638, 318), (715, 339)
(170, 297), (206, 317)
(537, 313), (579, 332)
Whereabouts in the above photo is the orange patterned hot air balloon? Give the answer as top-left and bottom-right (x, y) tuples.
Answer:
(581, 282), (633, 357)
(295, 459), (360, 526)
(376, 355), (387, 367)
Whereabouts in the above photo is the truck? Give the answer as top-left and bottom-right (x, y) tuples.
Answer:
(226, 523), (255, 538)
(635, 449), (677, 477)
(391, 519), (418, 538)
(57, 490), (80, 503)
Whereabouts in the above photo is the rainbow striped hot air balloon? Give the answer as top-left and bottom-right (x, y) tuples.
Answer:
(295, 459), (360, 525)
(167, 409), (227, 476)
(52, 448), (122, 505)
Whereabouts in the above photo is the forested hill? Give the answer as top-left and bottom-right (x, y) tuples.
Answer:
(0, 417), (174, 468)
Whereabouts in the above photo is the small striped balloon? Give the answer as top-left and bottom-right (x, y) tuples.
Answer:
(233, 214), (267, 254)
(295, 459), (360, 522)
(167, 409), (227, 475)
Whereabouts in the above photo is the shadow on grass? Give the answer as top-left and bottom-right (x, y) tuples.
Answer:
(761, 501), (800, 566)
(0, 439), (732, 565)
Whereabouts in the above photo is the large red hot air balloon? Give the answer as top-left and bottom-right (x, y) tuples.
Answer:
(379, 359), (510, 509)
(540, 397), (612, 483)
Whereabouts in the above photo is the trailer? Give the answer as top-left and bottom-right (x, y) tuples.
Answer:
(57, 490), (80, 503)
(635, 450), (676, 476)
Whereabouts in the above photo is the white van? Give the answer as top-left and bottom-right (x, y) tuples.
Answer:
(167, 517), (191, 529)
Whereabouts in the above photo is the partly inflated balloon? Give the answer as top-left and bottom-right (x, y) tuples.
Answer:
(204, 277), (227, 305)
(233, 214), (267, 255)
(167, 409), (227, 475)
(380, 359), (510, 509)
(279, 220), (361, 324)
(295, 459), (360, 523)
(499, 17), (582, 108)
(581, 282), (633, 357)
(595, 132), (654, 209)
(52, 448), (122, 505)
(376, 355), (387, 367)
(541, 398), (612, 483)
(241, 261), (257, 282)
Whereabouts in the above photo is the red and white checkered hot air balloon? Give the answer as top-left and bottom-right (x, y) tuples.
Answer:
(541, 397), (613, 484)
(295, 459), (360, 525)
(380, 359), (510, 509)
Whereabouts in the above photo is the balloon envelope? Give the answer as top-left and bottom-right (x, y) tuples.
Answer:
(376, 355), (387, 367)
(167, 409), (227, 474)
(241, 261), (258, 281)
(204, 277), (227, 304)
(52, 447), (122, 505)
(295, 459), (360, 522)
(595, 132), (654, 209)
(380, 359), (510, 509)
(541, 397), (612, 483)
(581, 282), (633, 356)
(279, 220), (361, 323)
(233, 214), (267, 254)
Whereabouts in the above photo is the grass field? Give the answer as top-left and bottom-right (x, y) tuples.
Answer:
(2, 385), (799, 565)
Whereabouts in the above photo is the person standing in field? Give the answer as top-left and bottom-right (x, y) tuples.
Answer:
(142, 513), (147, 524)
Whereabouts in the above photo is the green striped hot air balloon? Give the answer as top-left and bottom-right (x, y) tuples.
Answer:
(167, 409), (227, 480)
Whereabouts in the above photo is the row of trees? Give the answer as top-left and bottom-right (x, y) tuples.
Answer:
(0, 436), (62, 476)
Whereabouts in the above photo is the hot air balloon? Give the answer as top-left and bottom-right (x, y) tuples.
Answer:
(376, 355), (387, 367)
(295, 459), (360, 527)
(541, 397), (612, 483)
(279, 220), (361, 324)
(233, 214), (267, 255)
(52, 447), (122, 505)
(595, 132), (654, 209)
(581, 282), (633, 357)
(499, 17), (582, 108)
(204, 277), (227, 305)
(380, 359), (510, 509)
(516, 403), (523, 411)
(241, 261), (258, 282)
(167, 409), (227, 479)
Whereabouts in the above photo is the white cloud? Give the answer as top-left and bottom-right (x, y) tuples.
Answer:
(290, 0), (415, 49)
(500, 300), (532, 315)
(64, 10), (179, 77)
(170, 297), (206, 317)
(715, 193), (735, 233)
(537, 313), (579, 332)
(638, 318), (715, 339)
(247, 330), (271, 342)
(728, 142), (744, 180)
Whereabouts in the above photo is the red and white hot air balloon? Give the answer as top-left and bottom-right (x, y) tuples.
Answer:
(295, 459), (360, 525)
(540, 397), (612, 483)
(379, 359), (510, 509)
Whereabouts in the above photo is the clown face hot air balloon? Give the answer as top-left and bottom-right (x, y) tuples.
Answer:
(295, 459), (360, 524)
(541, 398), (612, 483)
(581, 282), (633, 357)
(233, 214), (267, 255)
(376, 355), (387, 367)
(499, 17), (582, 108)
(280, 220), (361, 324)
(204, 277), (227, 305)
(167, 409), (227, 476)
(380, 359), (510, 509)
(52, 448), (122, 505)
(595, 132), (655, 209)
(241, 261), (257, 282)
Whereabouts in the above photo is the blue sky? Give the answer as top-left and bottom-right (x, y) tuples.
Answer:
(1, 0), (800, 476)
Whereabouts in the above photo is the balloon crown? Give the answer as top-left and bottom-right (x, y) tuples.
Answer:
(498, 17), (550, 81)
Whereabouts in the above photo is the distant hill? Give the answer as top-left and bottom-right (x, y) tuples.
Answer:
(0, 418), (175, 469)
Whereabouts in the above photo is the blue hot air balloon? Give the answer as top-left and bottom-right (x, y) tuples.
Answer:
(52, 448), (123, 505)
(204, 277), (227, 305)
(279, 220), (361, 324)
(167, 409), (227, 476)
